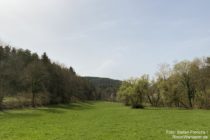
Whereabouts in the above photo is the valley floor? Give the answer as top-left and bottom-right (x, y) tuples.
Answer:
(0, 102), (209, 140)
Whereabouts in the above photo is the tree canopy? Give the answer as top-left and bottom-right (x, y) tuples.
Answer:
(0, 45), (96, 108)
(117, 57), (210, 109)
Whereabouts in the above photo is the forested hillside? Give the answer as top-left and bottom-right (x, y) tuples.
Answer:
(84, 77), (121, 101)
(0, 45), (95, 109)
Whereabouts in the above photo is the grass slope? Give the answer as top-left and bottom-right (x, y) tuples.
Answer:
(0, 102), (209, 140)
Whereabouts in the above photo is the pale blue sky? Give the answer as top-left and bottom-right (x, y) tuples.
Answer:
(0, 0), (209, 80)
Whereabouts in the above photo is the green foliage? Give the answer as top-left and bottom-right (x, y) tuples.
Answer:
(0, 45), (95, 108)
(1, 44), (210, 110)
(117, 75), (149, 108)
(118, 58), (210, 109)
(117, 80), (134, 106)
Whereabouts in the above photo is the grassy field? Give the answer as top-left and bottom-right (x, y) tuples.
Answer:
(0, 102), (209, 140)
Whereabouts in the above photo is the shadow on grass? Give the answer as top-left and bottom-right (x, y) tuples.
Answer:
(0, 102), (95, 119)
(48, 102), (95, 111)
(33, 102), (94, 114)
(0, 111), (42, 119)
(37, 108), (65, 114)
(144, 107), (191, 111)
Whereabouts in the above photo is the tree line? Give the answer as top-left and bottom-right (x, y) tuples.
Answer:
(1, 44), (209, 110)
(0, 45), (96, 109)
(117, 58), (210, 109)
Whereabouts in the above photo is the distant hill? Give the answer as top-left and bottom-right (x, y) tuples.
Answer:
(84, 77), (122, 101)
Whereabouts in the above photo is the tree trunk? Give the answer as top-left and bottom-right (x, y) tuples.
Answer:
(188, 93), (193, 108)
(0, 81), (4, 110)
(147, 95), (153, 106)
(155, 93), (160, 107)
(0, 96), (3, 110)
(179, 101), (187, 108)
(32, 92), (36, 107)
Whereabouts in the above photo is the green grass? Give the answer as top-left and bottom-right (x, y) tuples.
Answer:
(0, 102), (209, 140)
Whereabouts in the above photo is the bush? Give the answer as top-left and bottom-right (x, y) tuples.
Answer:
(132, 103), (144, 109)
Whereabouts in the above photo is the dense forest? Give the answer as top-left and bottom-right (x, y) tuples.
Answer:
(84, 77), (121, 101)
(117, 58), (210, 109)
(0, 45), (98, 109)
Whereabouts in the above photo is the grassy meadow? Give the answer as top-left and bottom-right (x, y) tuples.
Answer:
(0, 102), (209, 140)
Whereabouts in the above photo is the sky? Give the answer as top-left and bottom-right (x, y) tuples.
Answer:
(0, 0), (210, 80)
